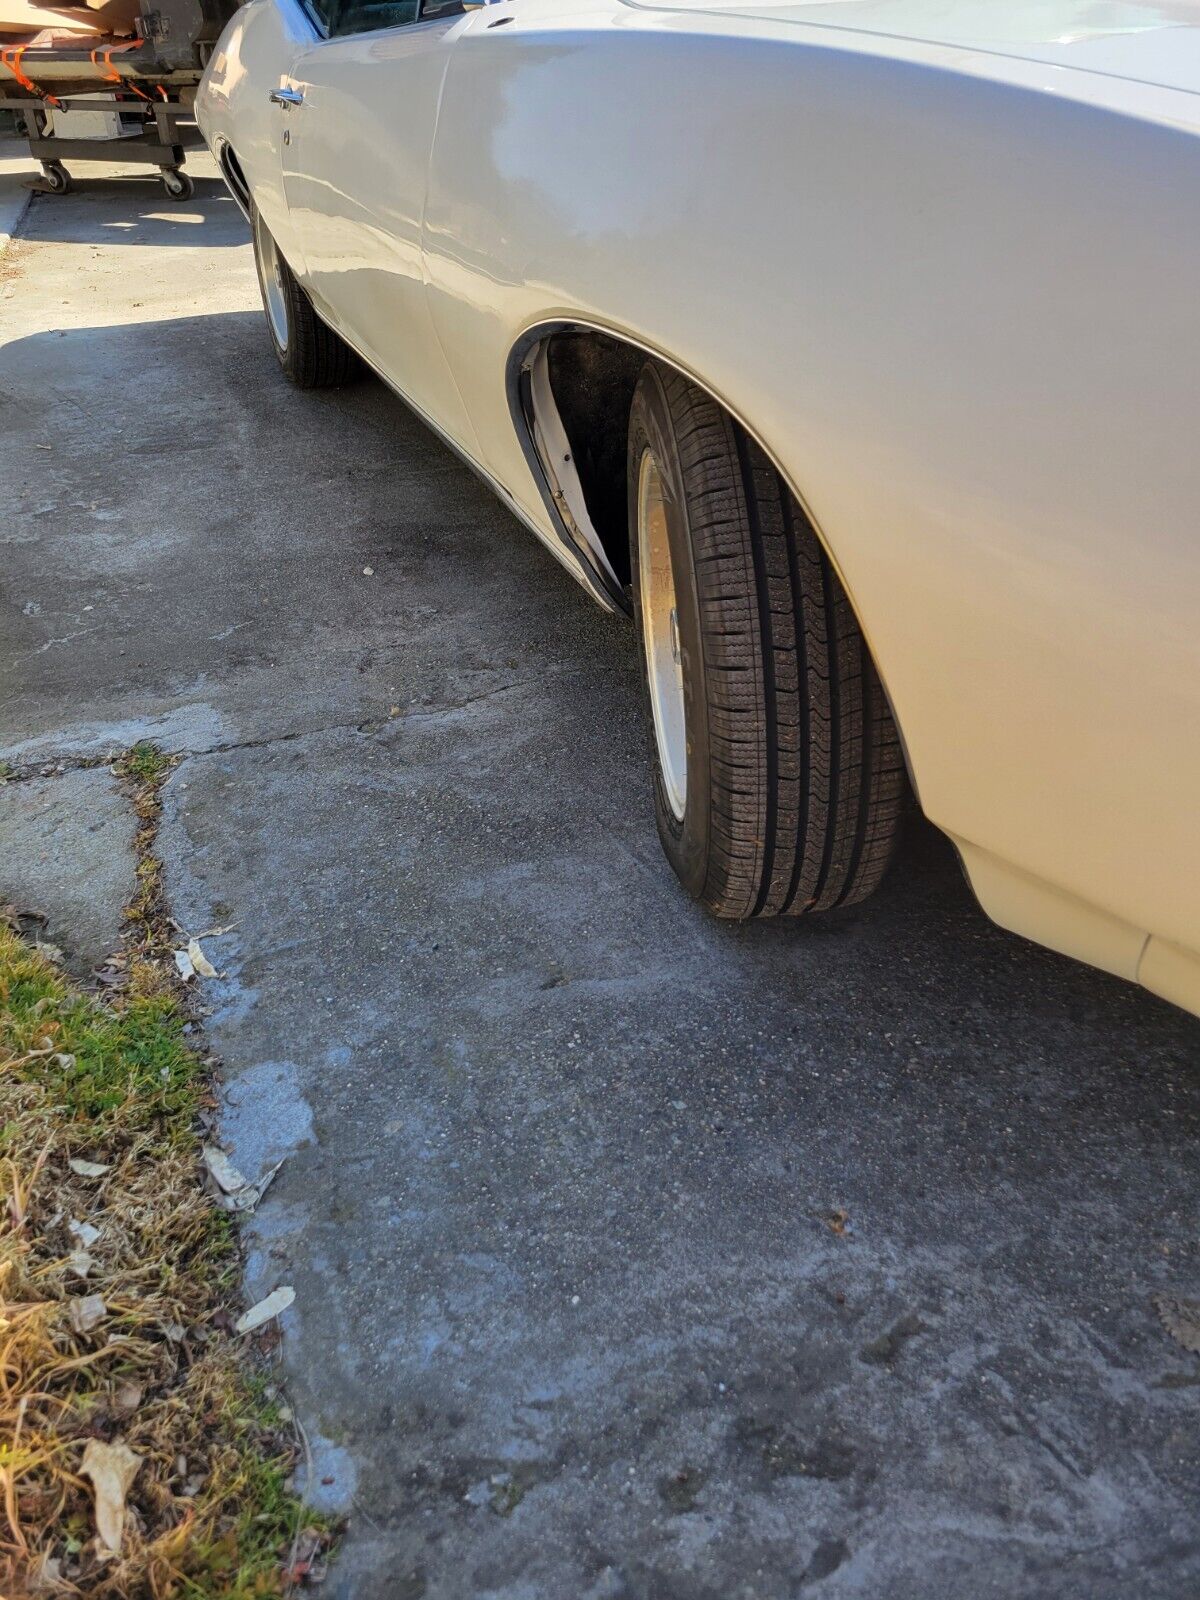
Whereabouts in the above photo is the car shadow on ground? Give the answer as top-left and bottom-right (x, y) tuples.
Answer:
(2, 293), (1195, 1061)
(531, 622), (1198, 1058)
(6, 286), (1200, 1596)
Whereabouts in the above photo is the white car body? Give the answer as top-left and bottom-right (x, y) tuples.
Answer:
(197, 0), (1200, 1017)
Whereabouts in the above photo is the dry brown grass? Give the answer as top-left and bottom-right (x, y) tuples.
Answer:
(0, 746), (328, 1597)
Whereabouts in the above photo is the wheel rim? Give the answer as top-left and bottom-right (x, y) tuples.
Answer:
(253, 212), (289, 351)
(637, 447), (687, 821)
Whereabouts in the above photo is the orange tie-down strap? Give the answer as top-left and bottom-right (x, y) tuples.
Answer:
(90, 39), (154, 99)
(0, 43), (61, 107)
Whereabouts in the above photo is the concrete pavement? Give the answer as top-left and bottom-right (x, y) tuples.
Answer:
(1, 141), (1198, 1599)
(0, 145), (31, 254)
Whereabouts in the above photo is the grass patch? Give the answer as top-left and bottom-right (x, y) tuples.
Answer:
(0, 749), (329, 1596)
(118, 744), (172, 787)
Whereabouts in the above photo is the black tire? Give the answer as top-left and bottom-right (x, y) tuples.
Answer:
(162, 168), (194, 203)
(40, 161), (71, 195)
(627, 360), (907, 919)
(251, 205), (359, 389)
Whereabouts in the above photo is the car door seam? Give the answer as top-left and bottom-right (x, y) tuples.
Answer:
(417, 20), (487, 463)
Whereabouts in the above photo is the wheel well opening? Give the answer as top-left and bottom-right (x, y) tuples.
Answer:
(535, 329), (645, 591)
(518, 327), (920, 818)
(218, 143), (252, 219)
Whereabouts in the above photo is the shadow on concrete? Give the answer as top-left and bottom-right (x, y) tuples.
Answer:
(1, 299), (1196, 1051)
(17, 172), (244, 247)
(4, 288), (1200, 1596)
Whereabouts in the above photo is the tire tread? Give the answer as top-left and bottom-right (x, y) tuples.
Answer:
(651, 364), (906, 918)
(281, 266), (358, 389)
(252, 205), (358, 390)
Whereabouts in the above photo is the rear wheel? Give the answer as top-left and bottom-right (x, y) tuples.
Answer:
(627, 360), (907, 918)
(251, 205), (358, 389)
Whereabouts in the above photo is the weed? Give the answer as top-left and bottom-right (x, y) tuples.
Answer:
(0, 747), (330, 1595)
(117, 743), (172, 786)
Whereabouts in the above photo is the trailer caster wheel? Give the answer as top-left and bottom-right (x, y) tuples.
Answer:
(40, 161), (71, 195)
(162, 168), (194, 202)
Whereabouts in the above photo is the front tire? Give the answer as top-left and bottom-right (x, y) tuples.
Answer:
(628, 360), (906, 919)
(250, 205), (358, 389)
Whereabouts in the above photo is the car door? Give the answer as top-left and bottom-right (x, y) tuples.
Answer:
(275, 0), (480, 452)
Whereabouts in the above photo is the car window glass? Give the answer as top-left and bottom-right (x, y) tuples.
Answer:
(309, 0), (462, 35)
(311, 0), (414, 36)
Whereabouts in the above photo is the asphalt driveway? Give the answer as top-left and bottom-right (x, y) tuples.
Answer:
(1, 145), (1198, 1599)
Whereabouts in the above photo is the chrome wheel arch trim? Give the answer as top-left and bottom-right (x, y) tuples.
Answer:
(210, 136), (253, 224)
(506, 332), (630, 614)
(506, 314), (923, 804)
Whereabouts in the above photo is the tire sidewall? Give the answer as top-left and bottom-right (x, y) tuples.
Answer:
(250, 206), (291, 365)
(628, 364), (713, 900)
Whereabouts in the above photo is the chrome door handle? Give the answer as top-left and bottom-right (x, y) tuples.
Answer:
(268, 86), (304, 107)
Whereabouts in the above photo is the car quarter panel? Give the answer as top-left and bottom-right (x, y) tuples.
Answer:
(423, 8), (1200, 975)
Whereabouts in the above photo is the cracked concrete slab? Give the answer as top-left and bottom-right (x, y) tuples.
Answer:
(159, 712), (1200, 1600)
(0, 152), (576, 771)
(2, 135), (1200, 1599)
(0, 767), (134, 976)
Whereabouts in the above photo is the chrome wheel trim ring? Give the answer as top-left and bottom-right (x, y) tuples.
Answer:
(637, 447), (687, 822)
(254, 212), (289, 352)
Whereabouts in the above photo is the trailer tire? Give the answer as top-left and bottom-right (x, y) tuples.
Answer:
(251, 204), (359, 390)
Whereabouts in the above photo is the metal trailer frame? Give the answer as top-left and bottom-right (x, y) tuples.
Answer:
(0, 0), (236, 201)
(0, 88), (205, 199)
